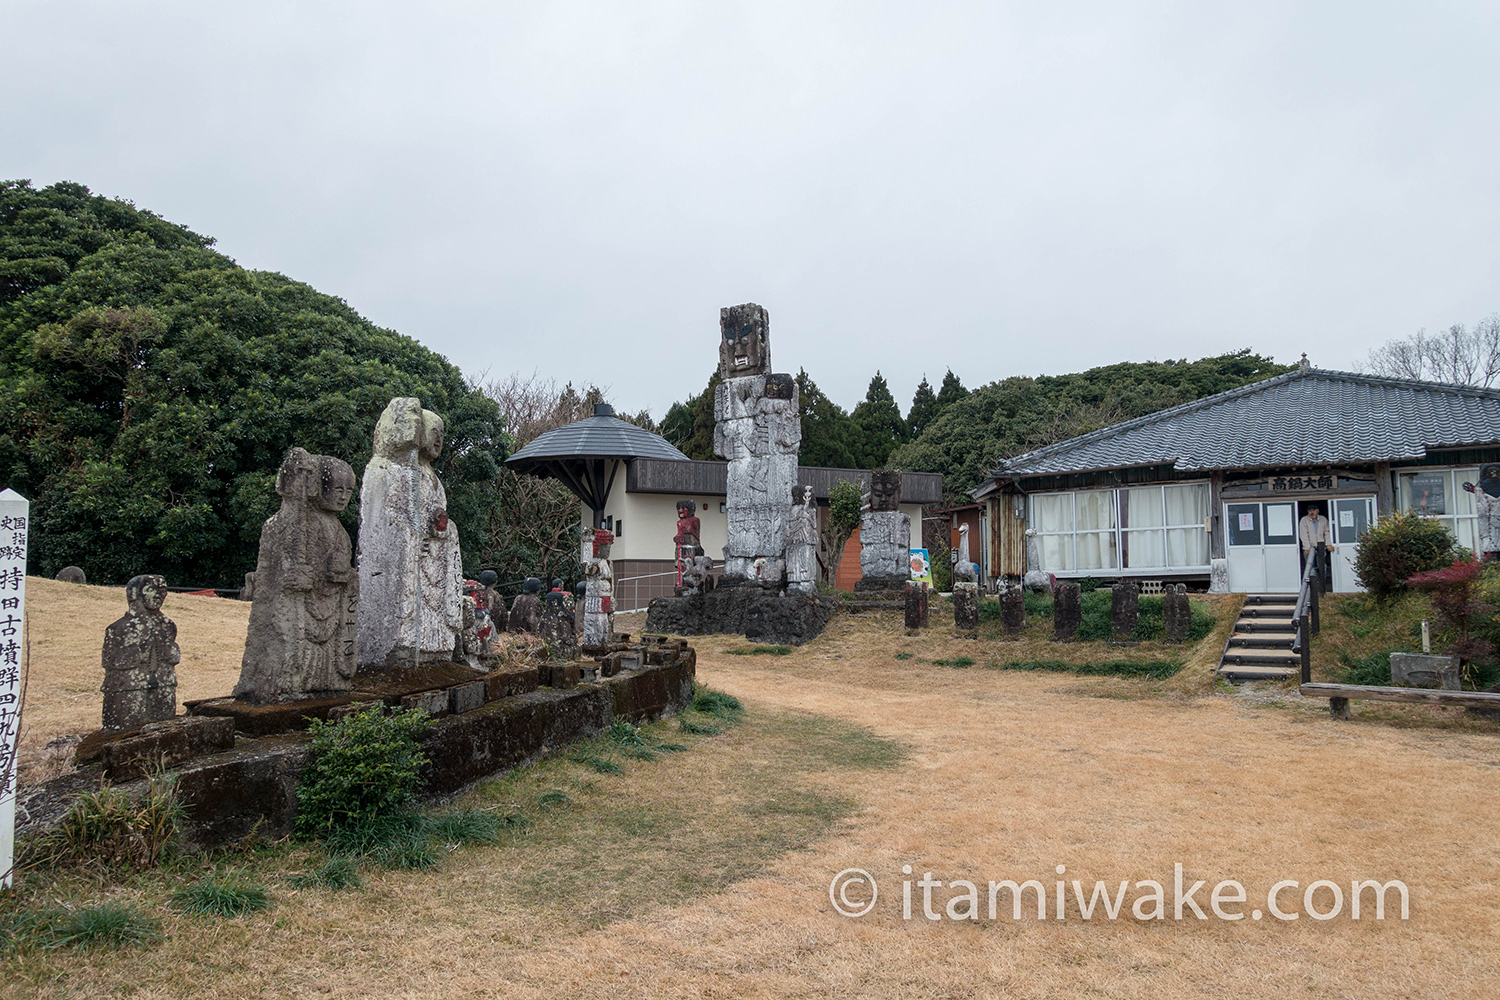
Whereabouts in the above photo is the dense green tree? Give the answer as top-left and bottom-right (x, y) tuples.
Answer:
(849, 372), (907, 468)
(0, 179), (505, 586)
(906, 376), (939, 440)
(889, 351), (1293, 503)
(936, 369), (969, 409)
(795, 368), (858, 469)
(659, 370), (721, 461)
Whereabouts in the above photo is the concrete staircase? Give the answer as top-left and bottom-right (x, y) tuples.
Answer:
(1217, 594), (1301, 681)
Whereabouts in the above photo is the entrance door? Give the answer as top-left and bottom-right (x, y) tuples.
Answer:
(1225, 500), (1301, 593)
(1330, 497), (1375, 592)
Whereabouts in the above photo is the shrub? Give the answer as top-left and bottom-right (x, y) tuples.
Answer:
(1354, 511), (1457, 598)
(296, 705), (431, 842)
(172, 872), (272, 917)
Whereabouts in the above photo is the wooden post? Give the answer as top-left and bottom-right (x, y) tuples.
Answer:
(1329, 696), (1351, 720)
(0, 489), (28, 891)
(1310, 581), (1320, 637)
(1299, 614), (1312, 684)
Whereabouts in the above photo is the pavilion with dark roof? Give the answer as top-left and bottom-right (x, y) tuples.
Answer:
(969, 363), (1500, 593)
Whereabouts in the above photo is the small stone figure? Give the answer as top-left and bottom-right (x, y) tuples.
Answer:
(714, 304), (801, 585)
(101, 574), (179, 730)
(1463, 464), (1500, 559)
(356, 398), (464, 669)
(1054, 583), (1082, 641)
(510, 577), (543, 634)
(786, 485), (819, 594)
(240, 571), (256, 602)
(458, 591), (478, 660)
(583, 528), (615, 647)
(1163, 584), (1191, 642)
(234, 448), (359, 703)
(953, 581), (979, 638)
(55, 566), (86, 584)
(539, 597), (578, 661)
(904, 581), (929, 630)
(1111, 582), (1139, 640)
(479, 570), (507, 635)
(546, 578), (572, 610)
(573, 580), (587, 634)
(680, 547), (715, 595)
(857, 471), (911, 591)
(999, 585), (1025, 637)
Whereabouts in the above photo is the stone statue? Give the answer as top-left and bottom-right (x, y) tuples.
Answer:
(1022, 528), (1052, 592)
(240, 571), (256, 602)
(55, 566), (86, 584)
(1464, 464), (1500, 558)
(582, 528), (615, 646)
(101, 574), (179, 729)
(714, 304), (801, 586)
(1208, 558), (1230, 594)
(857, 470), (910, 591)
(539, 594), (578, 660)
(510, 577), (543, 634)
(479, 569), (507, 635)
(234, 448), (359, 703)
(680, 547), (715, 595)
(674, 500), (701, 587)
(356, 398), (464, 668)
(785, 485), (819, 594)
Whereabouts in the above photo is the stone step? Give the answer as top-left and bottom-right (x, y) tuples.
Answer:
(1220, 650), (1302, 666)
(1219, 664), (1299, 681)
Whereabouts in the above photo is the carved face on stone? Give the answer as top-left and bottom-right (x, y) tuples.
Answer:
(868, 471), (902, 512)
(1483, 464), (1500, 497)
(275, 447), (320, 499)
(763, 373), (794, 400)
(317, 457), (356, 512)
(719, 303), (770, 378)
(125, 574), (167, 614)
(677, 500), (696, 518)
(372, 397), (423, 460)
(420, 409), (445, 461)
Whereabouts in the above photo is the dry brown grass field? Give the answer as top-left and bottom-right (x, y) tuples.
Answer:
(6, 579), (1500, 998)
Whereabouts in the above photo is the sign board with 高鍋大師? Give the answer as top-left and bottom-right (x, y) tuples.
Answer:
(0, 488), (28, 890)
(908, 549), (932, 586)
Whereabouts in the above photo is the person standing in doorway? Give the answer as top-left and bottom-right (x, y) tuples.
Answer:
(1298, 504), (1335, 593)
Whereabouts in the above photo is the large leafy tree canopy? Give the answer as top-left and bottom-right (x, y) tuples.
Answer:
(890, 350), (1293, 502)
(0, 180), (504, 586)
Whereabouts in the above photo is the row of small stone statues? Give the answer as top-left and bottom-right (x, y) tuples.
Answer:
(99, 397), (621, 728)
(901, 578), (1195, 642)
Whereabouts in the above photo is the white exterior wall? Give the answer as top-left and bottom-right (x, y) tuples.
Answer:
(580, 461), (730, 562)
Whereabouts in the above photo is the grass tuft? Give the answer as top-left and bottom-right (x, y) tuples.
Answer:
(932, 656), (975, 668)
(172, 872), (273, 917)
(691, 685), (744, 718)
(571, 753), (623, 775)
(536, 789), (571, 808)
(287, 855), (363, 891)
(725, 645), (793, 656)
(50, 903), (163, 951)
(993, 658), (1183, 679)
(373, 833), (440, 871)
(894, 651), (914, 660)
(678, 716), (723, 736)
(427, 809), (506, 846)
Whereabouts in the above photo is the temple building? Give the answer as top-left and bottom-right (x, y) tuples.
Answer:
(970, 362), (1500, 593)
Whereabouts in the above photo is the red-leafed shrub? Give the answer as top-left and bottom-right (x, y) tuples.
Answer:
(1408, 557), (1494, 670)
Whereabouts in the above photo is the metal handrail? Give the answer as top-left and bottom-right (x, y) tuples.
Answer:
(1290, 549), (1322, 682)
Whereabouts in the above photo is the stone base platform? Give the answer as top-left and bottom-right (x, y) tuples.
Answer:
(25, 650), (695, 853)
(644, 588), (838, 645)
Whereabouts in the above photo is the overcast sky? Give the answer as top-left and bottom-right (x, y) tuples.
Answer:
(7, 2), (1500, 420)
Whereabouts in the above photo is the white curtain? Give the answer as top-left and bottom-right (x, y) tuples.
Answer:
(1167, 527), (1209, 567)
(1164, 484), (1208, 526)
(1033, 494), (1072, 534)
(1076, 531), (1117, 570)
(1123, 487), (1164, 528)
(1125, 529), (1165, 568)
(1040, 534), (1073, 571)
(1075, 491), (1116, 531)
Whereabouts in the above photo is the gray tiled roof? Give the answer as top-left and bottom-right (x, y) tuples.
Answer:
(980, 367), (1500, 485)
(506, 415), (690, 465)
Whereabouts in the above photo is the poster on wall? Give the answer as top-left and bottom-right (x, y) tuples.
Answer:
(1411, 474), (1446, 515)
(909, 549), (932, 586)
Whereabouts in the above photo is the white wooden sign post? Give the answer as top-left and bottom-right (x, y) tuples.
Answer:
(0, 488), (28, 890)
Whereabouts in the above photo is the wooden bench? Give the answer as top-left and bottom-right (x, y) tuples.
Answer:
(1300, 682), (1500, 719)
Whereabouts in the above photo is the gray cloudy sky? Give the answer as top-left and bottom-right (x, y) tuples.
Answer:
(7, 2), (1500, 420)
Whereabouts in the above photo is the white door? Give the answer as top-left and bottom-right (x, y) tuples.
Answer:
(1225, 500), (1301, 593)
(1330, 497), (1375, 593)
